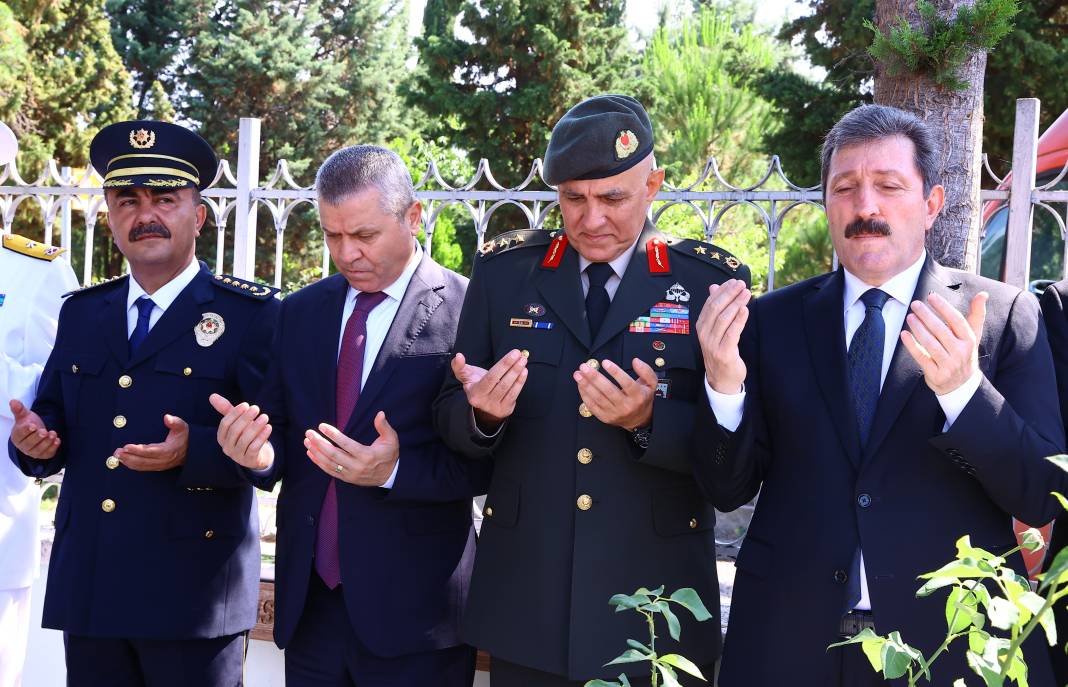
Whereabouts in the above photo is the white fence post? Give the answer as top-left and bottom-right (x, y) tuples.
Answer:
(59, 166), (72, 251)
(233, 118), (261, 279)
(1004, 98), (1040, 290)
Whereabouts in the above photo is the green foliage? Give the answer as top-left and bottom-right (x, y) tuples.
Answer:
(865, 0), (1021, 91)
(640, 6), (783, 182)
(586, 586), (712, 687)
(409, 0), (637, 187)
(832, 456), (1068, 686)
(0, 3), (28, 121)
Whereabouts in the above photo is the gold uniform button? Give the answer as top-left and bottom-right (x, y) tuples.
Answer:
(113, 415), (127, 429)
(204, 530), (214, 539)
(101, 499), (116, 513)
(577, 448), (593, 464)
(655, 357), (666, 368)
(520, 350), (530, 359)
(577, 494), (593, 511)
(586, 358), (599, 370)
(118, 375), (132, 388)
(484, 506), (494, 518)
(183, 367), (192, 376)
(578, 403), (592, 418)
(106, 456), (120, 470)
(689, 518), (698, 529)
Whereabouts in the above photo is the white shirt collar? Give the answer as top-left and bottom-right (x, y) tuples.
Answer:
(346, 239), (423, 305)
(127, 257), (201, 313)
(842, 250), (926, 312)
(577, 234), (642, 279)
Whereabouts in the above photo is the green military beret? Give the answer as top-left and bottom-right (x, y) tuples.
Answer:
(542, 94), (655, 186)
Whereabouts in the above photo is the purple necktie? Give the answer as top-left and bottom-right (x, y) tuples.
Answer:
(315, 290), (388, 589)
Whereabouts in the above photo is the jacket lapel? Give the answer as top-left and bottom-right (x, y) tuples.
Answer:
(802, 270), (862, 468)
(591, 222), (675, 352)
(535, 241), (590, 350)
(127, 267), (215, 368)
(345, 254), (446, 432)
(101, 277), (132, 367)
(864, 258), (962, 458)
(318, 274), (350, 426)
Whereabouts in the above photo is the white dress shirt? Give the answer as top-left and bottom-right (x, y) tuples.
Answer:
(0, 249), (79, 589)
(125, 257), (202, 336)
(337, 241), (422, 488)
(706, 250), (982, 611)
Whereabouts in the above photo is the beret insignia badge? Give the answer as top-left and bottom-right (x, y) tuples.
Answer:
(615, 129), (639, 159)
(129, 128), (156, 149)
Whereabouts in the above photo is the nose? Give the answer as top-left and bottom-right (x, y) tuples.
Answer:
(855, 183), (880, 220)
(578, 200), (607, 232)
(337, 237), (363, 264)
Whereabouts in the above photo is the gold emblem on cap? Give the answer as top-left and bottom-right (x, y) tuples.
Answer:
(615, 129), (639, 159)
(129, 128), (156, 149)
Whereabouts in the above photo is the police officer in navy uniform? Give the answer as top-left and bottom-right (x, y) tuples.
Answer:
(434, 95), (750, 686)
(7, 121), (279, 687)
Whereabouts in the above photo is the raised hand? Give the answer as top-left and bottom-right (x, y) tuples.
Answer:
(304, 411), (400, 487)
(451, 349), (528, 431)
(209, 393), (275, 470)
(9, 399), (60, 460)
(901, 291), (988, 396)
(695, 279), (751, 394)
(114, 414), (189, 471)
(574, 358), (657, 431)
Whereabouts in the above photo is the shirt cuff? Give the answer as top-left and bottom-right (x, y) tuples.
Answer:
(380, 460), (399, 489)
(937, 369), (983, 430)
(704, 378), (745, 433)
(470, 408), (503, 439)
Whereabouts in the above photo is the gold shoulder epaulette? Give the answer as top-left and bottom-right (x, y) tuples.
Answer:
(213, 274), (279, 299)
(477, 229), (554, 260)
(2, 233), (66, 261)
(63, 274), (127, 298)
(668, 237), (745, 275)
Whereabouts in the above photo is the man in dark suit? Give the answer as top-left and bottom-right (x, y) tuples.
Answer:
(694, 104), (1067, 685)
(7, 121), (279, 687)
(1039, 280), (1068, 684)
(211, 144), (490, 686)
(433, 95), (748, 686)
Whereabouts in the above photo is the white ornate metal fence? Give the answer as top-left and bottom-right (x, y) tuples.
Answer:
(3, 99), (1065, 294)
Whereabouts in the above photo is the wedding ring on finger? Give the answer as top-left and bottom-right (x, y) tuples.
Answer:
(335, 463), (344, 473)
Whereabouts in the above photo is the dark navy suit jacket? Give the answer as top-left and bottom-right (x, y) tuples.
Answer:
(695, 259), (1066, 686)
(9, 265), (278, 639)
(245, 253), (491, 656)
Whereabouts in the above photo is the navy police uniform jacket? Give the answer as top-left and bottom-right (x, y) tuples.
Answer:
(9, 264), (279, 640)
(434, 222), (749, 680)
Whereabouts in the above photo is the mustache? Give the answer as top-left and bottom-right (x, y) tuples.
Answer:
(129, 223), (171, 241)
(844, 218), (892, 239)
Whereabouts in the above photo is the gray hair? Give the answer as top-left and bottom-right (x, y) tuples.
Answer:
(315, 144), (415, 218)
(821, 104), (941, 197)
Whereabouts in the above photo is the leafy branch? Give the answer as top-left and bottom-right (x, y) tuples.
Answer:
(864, 0), (1020, 90)
(586, 586), (713, 687)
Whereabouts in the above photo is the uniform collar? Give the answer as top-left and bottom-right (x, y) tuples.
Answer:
(127, 257), (200, 313)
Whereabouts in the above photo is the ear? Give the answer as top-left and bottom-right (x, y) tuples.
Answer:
(645, 167), (665, 201)
(924, 184), (945, 230)
(405, 200), (423, 236)
(194, 201), (207, 236)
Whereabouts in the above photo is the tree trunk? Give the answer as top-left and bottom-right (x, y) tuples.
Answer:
(873, 0), (985, 271)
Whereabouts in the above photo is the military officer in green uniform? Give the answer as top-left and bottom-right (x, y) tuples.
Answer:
(433, 94), (750, 686)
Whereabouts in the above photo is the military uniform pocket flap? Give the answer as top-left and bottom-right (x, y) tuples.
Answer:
(651, 486), (713, 536)
(499, 330), (563, 366)
(622, 335), (696, 371)
(61, 351), (107, 376)
(155, 355), (226, 379)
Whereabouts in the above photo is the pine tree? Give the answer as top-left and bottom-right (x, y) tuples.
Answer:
(408, 0), (638, 188)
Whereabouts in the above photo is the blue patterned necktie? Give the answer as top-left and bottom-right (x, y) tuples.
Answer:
(128, 296), (156, 356)
(844, 287), (889, 611)
(585, 262), (613, 338)
(847, 288), (890, 448)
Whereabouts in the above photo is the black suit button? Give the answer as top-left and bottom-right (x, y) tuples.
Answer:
(857, 493), (872, 508)
(834, 569), (848, 584)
